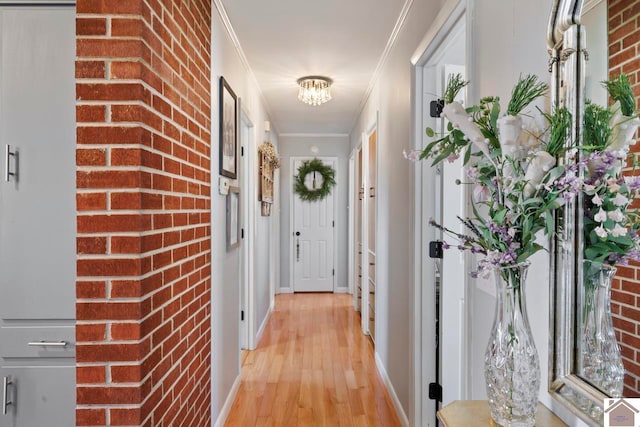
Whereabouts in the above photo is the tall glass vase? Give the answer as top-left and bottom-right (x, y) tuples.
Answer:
(579, 261), (624, 397)
(484, 261), (540, 427)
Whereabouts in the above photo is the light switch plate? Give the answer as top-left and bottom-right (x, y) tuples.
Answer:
(219, 177), (230, 195)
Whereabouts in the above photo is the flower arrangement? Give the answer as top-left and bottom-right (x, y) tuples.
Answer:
(258, 141), (281, 168)
(581, 74), (640, 272)
(407, 74), (579, 279)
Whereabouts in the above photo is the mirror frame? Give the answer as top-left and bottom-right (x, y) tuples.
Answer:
(547, 1), (611, 425)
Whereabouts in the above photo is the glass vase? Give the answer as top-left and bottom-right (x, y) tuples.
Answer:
(484, 261), (540, 427)
(579, 261), (624, 397)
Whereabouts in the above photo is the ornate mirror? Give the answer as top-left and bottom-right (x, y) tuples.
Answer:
(550, 0), (640, 424)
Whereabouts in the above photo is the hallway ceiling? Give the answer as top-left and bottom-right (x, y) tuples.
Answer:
(219, 0), (409, 136)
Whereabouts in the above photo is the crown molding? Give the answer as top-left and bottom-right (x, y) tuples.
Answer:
(582, 0), (604, 15)
(212, 0), (275, 128)
(349, 0), (415, 134)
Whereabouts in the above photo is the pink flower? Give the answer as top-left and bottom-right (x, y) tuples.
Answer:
(403, 149), (421, 162)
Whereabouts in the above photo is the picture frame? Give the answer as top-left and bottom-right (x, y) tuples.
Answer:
(219, 76), (237, 179)
(226, 186), (240, 251)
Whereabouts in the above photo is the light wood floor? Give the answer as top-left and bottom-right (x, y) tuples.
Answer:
(224, 293), (402, 426)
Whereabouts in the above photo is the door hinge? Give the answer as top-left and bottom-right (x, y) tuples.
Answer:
(332, 220), (335, 227)
(429, 241), (443, 259)
(241, 310), (244, 321)
(241, 228), (244, 239)
(428, 382), (442, 402)
(430, 99), (444, 118)
(332, 269), (335, 276)
(241, 146), (244, 156)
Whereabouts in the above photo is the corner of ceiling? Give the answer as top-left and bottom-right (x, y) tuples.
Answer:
(211, 0), (276, 128)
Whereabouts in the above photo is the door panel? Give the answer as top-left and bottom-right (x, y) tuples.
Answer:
(0, 6), (76, 427)
(293, 158), (335, 292)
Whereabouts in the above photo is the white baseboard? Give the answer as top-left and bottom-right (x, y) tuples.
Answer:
(213, 375), (241, 427)
(255, 304), (273, 345)
(277, 287), (293, 294)
(334, 286), (349, 294)
(375, 352), (410, 427)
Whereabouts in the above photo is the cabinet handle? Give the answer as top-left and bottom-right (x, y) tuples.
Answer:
(2, 376), (12, 415)
(28, 341), (68, 347)
(5, 145), (16, 182)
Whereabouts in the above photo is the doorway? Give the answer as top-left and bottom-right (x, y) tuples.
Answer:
(0, 4), (76, 426)
(291, 157), (337, 293)
(411, 1), (468, 425)
(239, 109), (256, 350)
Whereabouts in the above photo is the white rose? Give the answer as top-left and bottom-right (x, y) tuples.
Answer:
(443, 102), (490, 158)
(608, 101), (640, 153)
(523, 151), (556, 197)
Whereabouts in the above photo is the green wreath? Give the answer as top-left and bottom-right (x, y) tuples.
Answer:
(294, 158), (336, 202)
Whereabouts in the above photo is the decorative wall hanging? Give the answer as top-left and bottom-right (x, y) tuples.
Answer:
(258, 141), (280, 216)
(219, 77), (237, 179)
(294, 158), (336, 202)
(226, 186), (240, 251)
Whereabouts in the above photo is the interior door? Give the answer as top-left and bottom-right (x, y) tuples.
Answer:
(292, 158), (336, 292)
(0, 5), (76, 426)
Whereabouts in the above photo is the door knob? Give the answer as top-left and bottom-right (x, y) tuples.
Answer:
(295, 231), (301, 236)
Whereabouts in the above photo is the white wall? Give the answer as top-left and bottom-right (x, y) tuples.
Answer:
(349, 0), (449, 417)
(210, 4), (278, 422)
(278, 135), (350, 292)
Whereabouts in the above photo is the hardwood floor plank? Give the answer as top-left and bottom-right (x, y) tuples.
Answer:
(225, 294), (401, 426)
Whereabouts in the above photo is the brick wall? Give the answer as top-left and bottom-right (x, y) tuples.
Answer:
(609, 0), (640, 397)
(75, 1), (212, 425)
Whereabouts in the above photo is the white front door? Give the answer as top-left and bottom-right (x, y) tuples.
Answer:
(0, 5), (76, 426)
(292, 158), (336, 292)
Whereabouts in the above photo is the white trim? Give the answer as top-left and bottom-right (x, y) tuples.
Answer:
(375, 353), (410, 427)
(350, 0), (415, 133)
(583, 0), (604, 15)
(255, 304), (273, 346)
(289, 156), (339, 293)
(411, 0), (463, 65)
(277, 287), (294, 294)
(347, 151), (356, 300)
(411, 3), (469, 425)
(279, 133), (349, 138)
(334, 287), (348, 294)
(211, 0), (275, 129)
(213, 375), (242, 427)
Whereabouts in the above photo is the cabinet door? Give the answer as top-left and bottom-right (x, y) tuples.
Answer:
(0, 6), (76, 426)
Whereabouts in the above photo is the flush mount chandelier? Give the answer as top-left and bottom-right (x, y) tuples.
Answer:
(297, 76), (333, 106)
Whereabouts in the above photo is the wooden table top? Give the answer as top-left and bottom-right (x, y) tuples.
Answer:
(437, 400), (567, 426)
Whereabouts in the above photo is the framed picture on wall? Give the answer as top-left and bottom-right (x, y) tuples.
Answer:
(219, 76), (237, 179)
(226, 186), (240, 251)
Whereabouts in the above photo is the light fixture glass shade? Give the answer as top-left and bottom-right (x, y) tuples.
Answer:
(297, 76), (332, 106)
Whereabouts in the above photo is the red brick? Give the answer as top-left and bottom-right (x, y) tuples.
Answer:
(77, 258), (141, 277)
(76, 60), (106, 79)
(111, 280), (143, 298)
(77, 385), (140, 405)
(77, 105), (107, 123)
(78, 236), (107, 254)
(77, 17), (107, 36)
(76, 323), (107, 342)
(76, 408), (106, 426)
(77, 365), (106, 384)
(110, 407), (141, 425)
(112, 322), (141, 340)
(111, 236), (142, 254)
(77, 170), (141, 189)
(111, 18), (144, 37)
(77, 281), (107, 299)
(77, 148), (107, 166)
(77, 83), (148, 102)
(77, 214), (151, 233)
(77, 193), (107, 211)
